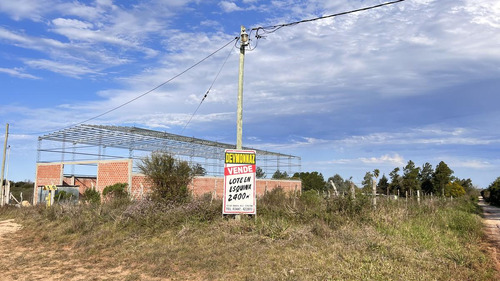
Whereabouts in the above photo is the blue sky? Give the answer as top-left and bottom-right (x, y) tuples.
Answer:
(1, 0), (499, 188)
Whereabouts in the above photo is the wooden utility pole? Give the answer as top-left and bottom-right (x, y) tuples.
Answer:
(234, 26), (249, 221)
(0, 123), (9, 207)
(236, 26), (249, 150)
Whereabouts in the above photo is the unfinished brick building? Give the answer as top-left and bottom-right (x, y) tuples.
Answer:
(34, 125), (301, 204)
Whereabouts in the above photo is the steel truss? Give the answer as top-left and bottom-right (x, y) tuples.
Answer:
(37, 124), (301, 177)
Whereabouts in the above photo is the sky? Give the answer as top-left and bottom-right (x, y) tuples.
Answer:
(0, 0), (499, 188)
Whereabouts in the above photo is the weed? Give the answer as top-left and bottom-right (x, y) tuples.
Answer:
(2, 193), (496, 280)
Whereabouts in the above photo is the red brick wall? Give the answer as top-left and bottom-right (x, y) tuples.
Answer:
(34, 163), (63, 204)
(63, 176), (97, 195)
(130, 175), (152, 199)
(35, 160), (301, 202)
(255, 179), (301, 196)
(36, 164), (63, 186)
(134, 175), (301, 198)
(97, 161), (131, 192)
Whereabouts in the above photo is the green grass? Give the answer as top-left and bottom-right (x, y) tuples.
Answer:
(0, 191), (496, 280)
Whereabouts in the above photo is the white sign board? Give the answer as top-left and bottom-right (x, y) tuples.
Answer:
(223, 149), (256, 214)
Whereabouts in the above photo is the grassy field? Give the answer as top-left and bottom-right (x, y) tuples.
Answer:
(0, 190), (497, 280)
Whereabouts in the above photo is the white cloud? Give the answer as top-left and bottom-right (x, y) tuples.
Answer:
(359, 154), (405, 166)
(0, 27), (32, 45)
(0, 68), (39, 79)
(52, 18), (94, 29)
(454, 160), (492, 169)
(338, 127), (497, 147)
(323, 153), (405, 167)
(0, 0), (51, 21)
(219, 1), (243, 12)
(25, 59), (96, 78)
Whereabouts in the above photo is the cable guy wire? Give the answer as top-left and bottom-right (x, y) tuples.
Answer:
(23, 37), (239, 136)
(251, 0), (405, 40)
(181, 40), (237, 134)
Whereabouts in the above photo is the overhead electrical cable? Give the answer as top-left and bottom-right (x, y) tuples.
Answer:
(251, 0), (405, 40)
(181, 40), (237, 134)
(23, 36), (239, 136)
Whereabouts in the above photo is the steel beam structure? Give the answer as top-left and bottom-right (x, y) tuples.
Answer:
(37, 125), (301, 177)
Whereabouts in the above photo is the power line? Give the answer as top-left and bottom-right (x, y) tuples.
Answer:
(251, 0), (405, 40)
(181, 40), (237, 134)
(22, 36), (239, 136)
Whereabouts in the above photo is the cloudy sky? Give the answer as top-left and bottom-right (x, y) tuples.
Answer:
(0, 0), (499, 187)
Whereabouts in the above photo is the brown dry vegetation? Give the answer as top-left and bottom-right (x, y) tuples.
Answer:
(0, 190), (498, 280)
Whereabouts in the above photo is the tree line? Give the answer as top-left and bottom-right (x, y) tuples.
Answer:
(482, 177), (500, 206)
(264, 160), (478, 198)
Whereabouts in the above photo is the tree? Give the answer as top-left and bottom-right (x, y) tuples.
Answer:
(378, 174), (389, 195)
(402, 160), (420, 195)
(485, 177), (500, 205)
(456, 178), (478, 197)
(138, 152), (193, 202)
(256, 167), (266, 179)
(389, 167), (401, 195)
(192, 163), (206, 176)
(327, 174), (350, 195)
(362, 171), (374, 193)
(373, 169), (380, 194)
(445, 182), (466, 197)
(293, 171), (325, 191)
(419, 162), (434, 194)
(432, 161), (453, 197)
(272, 169), (289, 179)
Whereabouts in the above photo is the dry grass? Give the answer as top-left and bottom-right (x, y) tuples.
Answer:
(0, 191), (497, 280)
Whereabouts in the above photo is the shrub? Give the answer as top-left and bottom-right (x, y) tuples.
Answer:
(102, 183), (128, 199)
(137, 152), (193, 203)
(55, 190), (75, 202)
(82, 188), (101, 204)
(484, 177), (500, 206)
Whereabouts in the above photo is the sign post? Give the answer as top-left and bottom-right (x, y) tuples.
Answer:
(223, 149), (256, 215)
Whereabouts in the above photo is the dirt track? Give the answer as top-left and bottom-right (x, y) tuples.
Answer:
(479, 197), (500, 272)
(0, 219), (147, 281)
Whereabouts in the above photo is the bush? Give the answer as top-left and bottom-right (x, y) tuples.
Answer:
(137, 152), (193, 203)
(102, 183), (128, 199)
(55, 190), (75, 202)
(82, 188), (101, 204)
(484, 177), (500, 206)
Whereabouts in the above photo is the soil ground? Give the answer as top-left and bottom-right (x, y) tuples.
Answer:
(0, 219), (152, 281)
(479, 196), (500, 272)
(2, 200), (500, 280)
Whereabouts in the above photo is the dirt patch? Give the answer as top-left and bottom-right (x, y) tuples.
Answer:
(479, 198), (500, 275)
(0, 219), (162, 281)
(0, 219), (22, 237)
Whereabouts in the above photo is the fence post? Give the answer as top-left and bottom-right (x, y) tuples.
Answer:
(372, 178), (377, 208)
(350, 181), (355, 200)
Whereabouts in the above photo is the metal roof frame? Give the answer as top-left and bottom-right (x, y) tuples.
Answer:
(37, 124), (301, 177)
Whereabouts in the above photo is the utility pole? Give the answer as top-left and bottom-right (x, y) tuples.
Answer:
(0, 123), (9, 207)
(236, 26), (249, 150)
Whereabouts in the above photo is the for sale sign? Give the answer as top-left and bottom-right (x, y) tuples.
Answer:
(223, 149), (256, 214)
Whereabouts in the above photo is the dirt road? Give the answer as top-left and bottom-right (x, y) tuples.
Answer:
(0, 219), (148, 281)
(479, 197), (500, 271)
